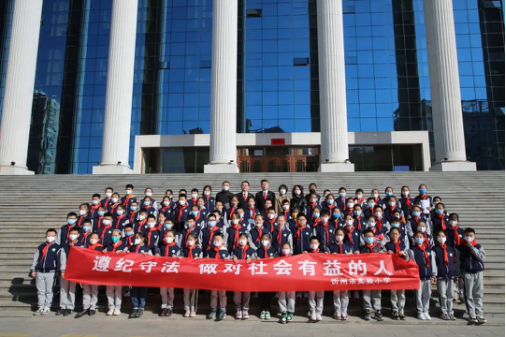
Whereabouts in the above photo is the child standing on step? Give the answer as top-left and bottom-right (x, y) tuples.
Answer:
(384, 227), (408, 320)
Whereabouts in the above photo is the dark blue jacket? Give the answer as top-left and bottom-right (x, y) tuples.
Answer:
(207, 248), (229, 259)
(432, 244), (457, 279)
(182, 245), (203, 258)
(226, 225), (248, 252)
(158, 244), (181, 257)
(256, 246), (278, 259)
(292, 226), (313, 255)
(445, 227), (464, 248)
(313, 223), (337, 250)
(129, 244), (151, 254)
(343, 227), (362, 251)
(32, 242), (61, 272)
(411, 245), (435, 280)
(271, 227), (292, 253)
(458, 244), (485, 273)
(328, 242), (353, 254)
(232, 246), (256, 260)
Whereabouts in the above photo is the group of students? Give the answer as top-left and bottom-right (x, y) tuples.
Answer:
(30, 180), (486, 324)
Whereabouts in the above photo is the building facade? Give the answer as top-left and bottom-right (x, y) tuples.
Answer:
(0, 0), (503, 174)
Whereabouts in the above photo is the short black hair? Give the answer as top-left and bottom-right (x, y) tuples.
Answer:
(241, 180), (250, 186)
(104, 212), (113, 218)
(67, 212), (77, 218)
(321, 210), (330, 217)
(83, 219), (92, 224)
(105, 187), (113, 191)
(449, 212), (459, 220)
(69, 227), (81, 234)
(363, 229), (375, 236)
(261, 179), (269, 184)
(187, 233), (198, 241)
(389, 227), (400, 234)
(92, 193), (101, 199)
(147, 214), (156, 220)
(186, 215), (196, 221)
(123, 224), (133, 230)
(126, 184), (134, 189)
(178, 193), (187, 199)
(214, 233), (225, 240)
(296, 213), (306, 219)
(464, 227), (476, 234)
(46, 228), (57, 235)
(309, 235), (319, 242)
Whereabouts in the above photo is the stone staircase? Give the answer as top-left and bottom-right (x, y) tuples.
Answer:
(0, 172), (503, 319)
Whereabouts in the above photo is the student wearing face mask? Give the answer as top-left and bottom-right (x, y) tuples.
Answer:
(292, 214), (313, 255)
(227, 196), (240, 220)
(257, 233), (278, 320)
(343, 198), (355, 218)
(103, 229), (128, 253)
(56, 212), (78, 246)
(384, 228), (409, 320)
(384, 196), (404, 223)
(398, 186), (414, 218)
(290, 185), (307, 210)
(89, 194), (102, 218)
(354, 189), (366, 207)
(226, 212), (248, 252)
(181, 233), (202, 317)
(249, 214), (270, 250)
(370, 189), (383, 208)
(381, 187), (394, 208)
(78, 220), (93, 247)
(335, 187), (347, 212)
(363, 197), (376, 219)
(304, 236), (325, 322)
(132, 209), (148, 233)
(363, 216), (388, 247)
(31, 229), (61, 316)
(413, 184), (432, 212)
(322, 193), (336, 212)
(56, 227), (81, 317)
(231, 233), (256, 320)
(305, 193), (320, 218)
(352, 205), (365, 231)
(342, 214), (363, 252)
(409, 231), (437, 320)
(101, 187), (114, 209)
(188, 204), (205, 228)
(271, 215), (293, 254)
(200, 214), (225, 257)
(243, 197), (258, 224)
(361, 230), (386, 322)
(174, 194), (190, 231)
(182, 216), (202, 247)
(108, 192), (121, 215)
(275, 184), (290, 214)
(410, 220), (433, 249)
(330, 208), (344, 229)
(159, 196), (174, 219)
(141, 215), (160, 250)
(97, 213), (116, 247)
(444, 213), (465, 304)
(304, 183), (320, 204)
(313, 210), (335, 251)
(141, 196), (157, 217)
(407, 206), (425, 238)
(206, 233), (229, 321)
(155, 230), (180, 317)
(457, 228), (487, 324)
(113, 204), (129, 230)
(278, 199), (292, 222)
(121, 184), (137, 210)
(74, 233), (103, 318)
(187, 188), (200, 209)
(277, 243), (296, 324)
(92, 206), (106, 231)
(432, 202), (449, 235)
(215, 181), (234, 209)
(328, 229), (353, 320)
(76, 203), (92, 228)
(389, 211), (410, 248)
(128, 232), (152, 319)
(127, 201), (139, 225)
(264, 207), (278, 232)
(121, 224), (135, 248)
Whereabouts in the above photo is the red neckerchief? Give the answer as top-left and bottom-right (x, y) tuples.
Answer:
(133, 244), (142, 253)
(156, 222), (164, 231)
(412, 216), (420, 223)
(135, 219), (146, 232)
(403, 197), (412, 210)
(327, 204), (335, 213)
(125, 235), (133, 248)
(65, 224), (73, 240)
(110, 203), (119, 213)
(374, 216), (383, 231)
(39, 242), (52, 262)
(389, 205), (396, 214)
(364, 243), (377, 253)
(354, 197), (365, 205)
(312, 217), (322, 228)
(248, 207), (256, 218)
(295, 225), (304, 245)
(232, 223), (242, 248)
(416, 244), (430, 267)
(419, 193), (428, 200)
(391, 240), (401, 255)
(276, 226), (284, 245)
(229, 206), (237, 217)
(186, 243), (196, 258)
(114, 215), (125, 229)
(194, 213), (201, 223)
(254, 225), (263, 243)
(144, 205), (153, 210)
(123, 194), (133, 206)
(283, 210), (290, 219)
(96, 217), (103, 229)
(213, 246), (223, 259)
(191, 198), (198, 205)
(335, 241), (343, 254)
(146, 227), (157, 246)
(164, 242), (176, 256)
(344, 226), (355, 244)
(207, 226), (220, 248)
(161, 205), (171, 213)
(185, 227), (194, 242)
(99, 225), (111, 240)
(374, 197), (380, 204)
(111, 240), (123, 252)
(320, 221), (330, 245)
(88, 243), (103, 250)
(241, 244), (250, 260)
(80, 231), (91, 243)
(450, 225), (461, 245)
(103, 197), (110, 207)
(176, 203), (188, 222)
(460, 239), (478, 247)
(421, 232), (430, 247)
(309, 247), (320, 253)
(90, 204), (100, 213)
(437, 243), (449, 265)
(129, 211), (136, 223)
(355, 216), (362, 230)
(308, 201), (317, 209)
(263, 246), (269, 258)
(436, 213), (447, 231)
(265, 218), (276, 232)
(77, 216), (86, 227)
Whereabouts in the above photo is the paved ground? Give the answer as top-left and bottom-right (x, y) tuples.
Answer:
(0, 315), (503, 337)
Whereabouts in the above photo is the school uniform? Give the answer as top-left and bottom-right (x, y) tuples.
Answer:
(30, 241), (62, 310)
(158, 205), (174, 219)
(353, 215), (366, 231)
(307, 248), (326, 319)
(249, 225), (271, 250)
(313, 222), (336, 251)
(141, 226), (161, 251)
(407, 215), (431, 237)
(328, 242), (353, 316)
(304, 203), (320, 218)
(457, 240), (486, 319)
(92, 216), (104, 232)
(207, 247), (230, 311)
(271, 226), (293, 254)
(363, 225), (389, 247)
(385, 241), (409, 315)
(292, 225), (312, 255)
(132, 219), (147, 233)
(432, 213), (450, 235)
(200, 226), (225, 257)
(89, 204), (101, 218)
(409, 244), (437, 316)
(399, 197), (414, 218)
(226, 224), (249, 253)
(343, 226), (362, 252)
(362, 204), (376, 219)
(203, 195), (216, 212)
(335, 197), (347, 212)
(360, 244), (385, 313)
(173, 202), (190, 231)
(187, 197), (200, 209)
(76, 214), (92, 228)
(122, 234), (135, 249)
(96, 225), (115, 247)
(330, 216), (343, 230)
(58, 240), (80, 312)
(108, 202), (122, 215)
(388, 223), (410, 248)
(56, 223), (76, 246)
(277, 254), (296, 315)
(226, 205), (239, 222)
(384, 206), (404, 222)
(433, 243), (459, 317)
(104, 240), (128, 253)
(232, 245), (256, 314)
(103, 239), (128, 312)
(445, 225), (464, 248)
(257, 246), (278, 313)
(181, 225), (202, 247)
(158, 243), (181, 310)
(410, 231), (434, 249)
(78, 230), (93, 247)
(121, 194), (137, 211)
(129, 244), (152, 311)
(81, 243), (103, 311)
(182, 244), (203, 313)
(113, 215), (129, 230)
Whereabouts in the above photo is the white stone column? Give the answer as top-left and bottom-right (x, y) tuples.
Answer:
(316, 0), (354, 172)
(92, 0), (138, 174)
(424, 0), (476, 171)
(0, 0), (43, 175)
(204, 0), (239, 173)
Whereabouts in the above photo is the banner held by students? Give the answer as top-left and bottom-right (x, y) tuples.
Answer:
(64, 247), (420, 291)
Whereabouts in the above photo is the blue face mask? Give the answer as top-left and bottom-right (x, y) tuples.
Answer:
(144, 201), (151, 206)
(367, 202), (375, 209)
(130, 206), (137, 211)
(91, 200), (99, 205)
(364, 237), (374, 244)
(83, 226), (91, 232)
(332, 213), (341, 219)
(192, 211), (199, 216)
(412, 211), (420, 217)
(67, 219), (77, 225)
(313, 213), (320, 219)
(248, 219), (255, 224)
(435, 209), (444, 215)
(112, 237), (120, 244)
(208, 221), (216, 227)
(164, 224), (173, 230)
(339, 192), (346, 198)
(353, 210), (361, 216)
(98, 211), (105, 217)
(385, 192), (393, 197)
(327, 199), (334, 205)
(419, 189), (427, 194)
(391, 223), (400, 228)
(415, 237), (425, 245)
(125, 232), (134, 237)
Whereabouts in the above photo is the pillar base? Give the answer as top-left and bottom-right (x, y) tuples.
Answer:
(204, 163), (239, 173)
(430, 161), (477, 172)
(92, 164), (134, 175)
(0, 165), (34, 175)
(318, 162), (355, 172)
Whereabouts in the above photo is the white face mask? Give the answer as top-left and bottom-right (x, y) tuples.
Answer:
(111, 198), (118, 203)
(89, 238), (99, 245)
(138, 215), (146, 221)
(356, 194), (363, 199)
(347, 203), (354, 208)
(437, 237), (446, 244)
(345, 220), (354, 226)
(310, 244), (319, 250)
(116, 210), (124, 215)
(69, 234), (79, 241)
(213, 241), (221, 247)
(321, 216), (329, 223)
(417, 226), (426, 233)
(126, 190), (132, 195)
(165, 237), (174, 244)
(311, 198), (317, 203)
(79, 210), (86, 215)
(402, 191), (409, 196)
(280, 189), (286, 195)
(388, 201), (396, 207)
(134, 238), (142, 245)
(282, 248), (291, 256)
(464, 236), (474, 242)
(231, 219), (240, 225)
(204, 191), (211, 196)
(335, 236), (344, 243)
(223, 186), (229, 191)
(449, 220), (458, 227)
(282, 205), (290, 210)
(46, 236), (56, 243)
(163, 201), (170, 206)
(102, 219), (111, 226)
(267, 214), (275, 220)
(187, 240), (195, 246)
(294, 190), (301, 195)
(147, 222), (156, 228)
(106, 192), (112, 198)
(145, 192), (152, 197)
(191, 193), (198, 199)
(179, 200), (186, 205)
(239, 239), (247, 246)
(372, 193), (379, 198)
(261, 240), (270, 247)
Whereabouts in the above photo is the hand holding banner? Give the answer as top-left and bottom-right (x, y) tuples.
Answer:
(64, 247), (420, 291)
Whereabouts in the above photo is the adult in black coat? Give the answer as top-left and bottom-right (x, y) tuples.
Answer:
(290, 184), (307, 211)
(235, 180), (255, 209)
(215, 181), (235, 209)
(255, 179), (276, 210)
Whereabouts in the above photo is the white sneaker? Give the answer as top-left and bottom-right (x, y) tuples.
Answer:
(417, 312), (426, 320)
(106, 309), (114, 316)
(310, 310), (317, 321)
(424, 312), (431, 320)
(113, 309), (121, 316)
(33, 307), (44, 316)
(41, 307), (50, 315)
(316, 314), (322, 321)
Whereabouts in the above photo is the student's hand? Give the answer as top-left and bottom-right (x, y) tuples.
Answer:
(399, 252), (406, 258)
(430, 277), (437, 283)
(302, 251), (308, 254)
(115, 251), (122, 254)
(345, 252), (351, 256)
(246, 258), (251, 263)
(458, 277), (464, 284)
(354, 250), (360, 255)
(233, 257), (238, 263)
(61, 273), (65, 278)
(387, 251), (394, 255)
(324, 252), (329, 254)
(178, 256), (183, 260)
(378, 251), (384, 254)
(155, 253), (160, 257)
(30, 272), (36, 278)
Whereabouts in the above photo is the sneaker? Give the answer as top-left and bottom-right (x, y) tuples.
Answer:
(41, 307), (50, 315)
(165, 307), (173, 317)
(392, 311), (399, 320)
(106, 309), (114, 316)
(477, 316), (487, 324)
(207, 309), (216, 320)
(417, 312), (426, 320)
(441, 312), (450, 320)
(56, 309), (66, 316)
(159, 308), (166, 317)
(260, 311), (266, 319)
(75, 309), (89, 319)
(129, 309), (138, 319)
(287, 313), (293, 321)
(310, 310), (316, 322)
(448, 313), (456, 320)
(364, 311), (372, 321)
(217, 308), (226, 321)
(190, 311), (196, 317)
(184, 310), (190, 318)
(89, 310), (96, 316)
(137, 309), (144, 318)
(424, 312), (431, 320)
(242, 310), (249, 320)
(399, 312), (406, 320)
(316, 313), (322, 321)
(113, 309), (121, 316)
(334, 312), (341, 320)
(469, 316), (478, 324)
(341, 313), (348, 321)
(33, 307), (44, 316)
(63, 309), (72, 317)
(374, 311), (384, 321)
(280, 313), (287, 324)
(265, 311), (271, 319)
(235, 310), (243, 320)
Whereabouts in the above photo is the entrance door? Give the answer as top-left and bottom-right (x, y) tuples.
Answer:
(265, 157), (290, 172)
(293, 156), (307, 172)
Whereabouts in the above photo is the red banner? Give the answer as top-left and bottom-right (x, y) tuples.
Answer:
(64, 247), (420, 291)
